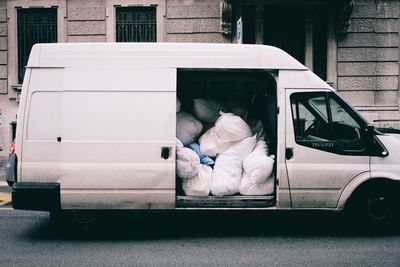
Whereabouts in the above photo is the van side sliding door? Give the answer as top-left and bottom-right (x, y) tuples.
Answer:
(285, 89), (370, 208)
(60, 67), (176, 210)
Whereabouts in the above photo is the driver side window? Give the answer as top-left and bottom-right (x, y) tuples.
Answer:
(291, 92), (365, 154)
(291, 95), (330, 141)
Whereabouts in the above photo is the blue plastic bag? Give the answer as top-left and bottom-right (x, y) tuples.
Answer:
(188, 143), (215, 166)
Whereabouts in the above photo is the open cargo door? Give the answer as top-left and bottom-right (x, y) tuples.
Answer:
(60, 67), (176, 209)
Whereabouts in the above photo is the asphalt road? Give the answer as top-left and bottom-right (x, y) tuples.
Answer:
(1, 209), (400, 266)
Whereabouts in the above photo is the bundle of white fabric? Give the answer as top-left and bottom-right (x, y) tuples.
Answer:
(199, 112), (253, 157)
(240, 140), (275, 195)
(211, 135), (257, 196)
(176, 139), (212, 196)
(176, 139), (200, 179)
(182, 165), (213, 197)
(176, 111), (203, 145)
(193, 98), (225, 123)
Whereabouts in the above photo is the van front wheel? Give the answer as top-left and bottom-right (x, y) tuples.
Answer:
(347, 184), (399, 229)
(365, 194), (392, 221)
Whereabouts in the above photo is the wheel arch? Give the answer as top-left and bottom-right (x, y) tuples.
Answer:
(337, 172), (400, 210)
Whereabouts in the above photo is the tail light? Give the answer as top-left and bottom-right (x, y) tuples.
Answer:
(8, 139), (16, 160)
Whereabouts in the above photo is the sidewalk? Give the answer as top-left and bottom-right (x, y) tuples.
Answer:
(0, 157), (12, 208)
(0, 156), (8, 185)
(0, 156), (6, 177)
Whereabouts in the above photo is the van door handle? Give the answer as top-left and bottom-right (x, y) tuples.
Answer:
(161, 147), (170, 160)
(57, 137), (62, 142)
(285, 148), (293, 160)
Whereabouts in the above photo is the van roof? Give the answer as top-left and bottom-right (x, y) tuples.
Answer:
(27, 43), (308, 70)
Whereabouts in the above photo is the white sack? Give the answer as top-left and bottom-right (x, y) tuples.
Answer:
(176, 111), (203, 145)
(193, 98), (224, 123)
(176, 147), (201, 179)
(240, 172), (274, 196)
(199, 112), (252, 157)
(211, 136), (257, 197)
(198, 130), (223, 158)
(176, 138), (184, 149)
(182, 164), (213, 196)
(242, 140), (273, 184)
(176, 98), (181, 113)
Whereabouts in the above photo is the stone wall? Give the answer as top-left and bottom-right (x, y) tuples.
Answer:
(0, 1), (7, 153)
(337, 0), (400, 128)
(67, 0), (106, 42)
(166, 0), (229, 43)
(0, 7), (6, 95)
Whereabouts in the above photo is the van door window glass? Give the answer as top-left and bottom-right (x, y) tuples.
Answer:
(308, 96), (328, 121)
(330, 98), (360, 129)
(329, 97), (363, 151)
(291, 92), (365, 154)
(291, 94), (330, 141)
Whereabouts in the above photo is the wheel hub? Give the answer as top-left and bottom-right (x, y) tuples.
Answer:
(367, 196), (391, 221)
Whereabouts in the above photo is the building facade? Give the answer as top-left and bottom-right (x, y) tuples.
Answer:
(0, 0), (399, 156)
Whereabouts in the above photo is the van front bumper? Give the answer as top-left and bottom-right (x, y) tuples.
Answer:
(12, 182), (60, 211)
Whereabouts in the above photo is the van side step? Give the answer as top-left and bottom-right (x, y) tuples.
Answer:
(176, 195), (275, 208)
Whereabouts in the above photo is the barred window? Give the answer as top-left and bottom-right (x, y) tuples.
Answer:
(116, 7), (156, 42)
(17, 8), (57, 84)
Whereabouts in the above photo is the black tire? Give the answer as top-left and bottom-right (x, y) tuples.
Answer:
(72, 210), (97, 225)
(6, 180), (14, 187)
(346, 183), (399, 230)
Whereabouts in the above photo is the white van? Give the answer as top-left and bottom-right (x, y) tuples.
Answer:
(9, 43), (400, 225)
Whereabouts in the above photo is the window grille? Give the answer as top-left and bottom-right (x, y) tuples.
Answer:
(116, 7), (156, 42)
(17, 8), (57, 84)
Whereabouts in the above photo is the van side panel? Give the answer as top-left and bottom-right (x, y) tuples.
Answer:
(276, 76), (292, 208)
(20, 68), (64, 183)
(15, 68), (31, 182)
(60, 91), (176, 190)
(60, 67), (176, 209)
(61, 190), (174, 210)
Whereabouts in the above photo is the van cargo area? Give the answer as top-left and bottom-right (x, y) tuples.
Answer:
(175, 69), (277, 208)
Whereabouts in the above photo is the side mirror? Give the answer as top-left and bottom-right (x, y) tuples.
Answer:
(365, 125), (375, 142)
(362, 125), (376, 150)
(363, 124), (388, 157)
